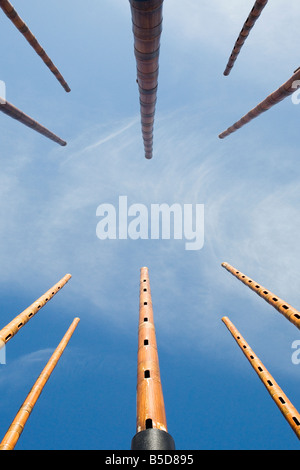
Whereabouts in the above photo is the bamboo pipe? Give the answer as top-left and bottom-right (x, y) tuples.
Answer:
(224, 0), (269, 76)
(221, 262), (300, 330)
(0, 317), (80, 450)
(0, 99), (67, 146)
(136, 267), (167, 433)
(219, 67), (300, 139)
(222, 316), (300, 440)
(0, 274), (72, 350)
(129, 0), (164, 159)
(0, 0), (70, 92)
(131, 267), (175, 450)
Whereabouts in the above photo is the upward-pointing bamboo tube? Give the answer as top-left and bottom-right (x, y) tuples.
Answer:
(219, 68), (300, 139)
(129, 0), (164, 159)
(0, 99), (67, 146)
(136, 267), (167, 433)
(131, 267), (175, 450)
(222, 316), (300, 440)
(0, 0), (70, 92)
(223, 0), (269, 76)
(0, 317), (80, 450)
(221, 262), (300, 330)
(0, 274), (72, 351)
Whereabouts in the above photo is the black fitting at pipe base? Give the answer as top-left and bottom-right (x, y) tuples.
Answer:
(131, 428), (175, 450)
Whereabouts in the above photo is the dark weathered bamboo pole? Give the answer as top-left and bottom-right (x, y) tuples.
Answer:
(129, 0), (164, 159)
(224, 0), (269, 76)
(221, 262), (300, 330)
(222, 316), (300, 440)
(0, 99), (66, 146)
(219, 68), (300, 139)
(131, 267), (175, 450)
(0, 274), (72, 350)
(0, 0), (70, 92)
(0, 317), (80, 450)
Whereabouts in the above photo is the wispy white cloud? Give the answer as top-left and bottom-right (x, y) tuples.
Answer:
(0, 349), (52, 392)
(1, 103), (300, 349)
(1, 1), (300, 381)
(61, 117), (139, 165)
(164, 0), (300, 84)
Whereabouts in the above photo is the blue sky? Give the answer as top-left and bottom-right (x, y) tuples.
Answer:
(0, 0), (299, 450)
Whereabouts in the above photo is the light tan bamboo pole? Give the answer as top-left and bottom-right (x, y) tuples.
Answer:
(221, 262), (300, 330)
(224, 0), (269, 76)
(0, 317), (80, 450)
(131, 267), (175, 450)
(222, 316), (300, 440)
(0, 99), (67, 146)
(136, 267), (167, 433)
(0, 274), (72, 350)
(0, 0), (70, 92)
